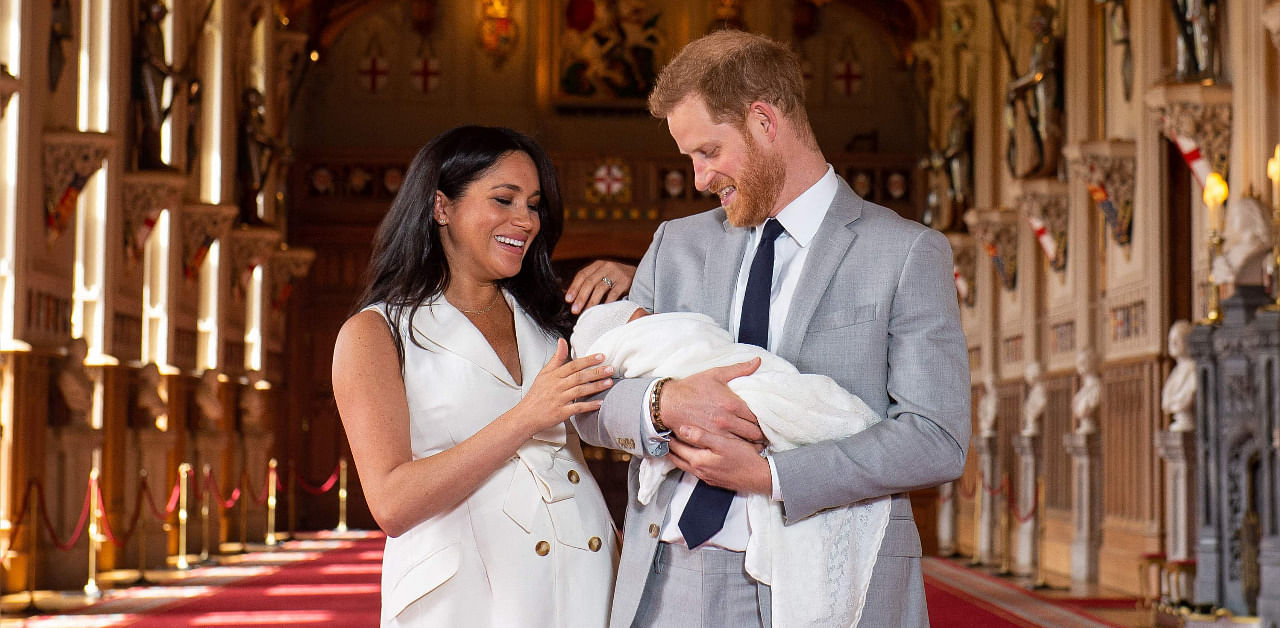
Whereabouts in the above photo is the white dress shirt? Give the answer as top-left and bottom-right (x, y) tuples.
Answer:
(645, 165), (839, 550)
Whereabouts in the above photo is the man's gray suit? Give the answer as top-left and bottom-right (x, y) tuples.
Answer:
(574, 178), (971, 627)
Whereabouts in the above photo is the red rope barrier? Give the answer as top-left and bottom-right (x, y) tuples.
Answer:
(294, 462), (341, 495)
(164, 473), (184, 514)
(94, 476), (153, 548)
(1013, 484), (1039, 523)
(204, 468), (242, 510)
(36, 476), (93, 551)
(242, 469), (271, 507)
(982, 475), (1008, 496)
(2, 481), (37, 551)
(956, 478), (977, 499)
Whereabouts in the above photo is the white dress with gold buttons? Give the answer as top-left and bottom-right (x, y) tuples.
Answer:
(367, 293), (618, 627)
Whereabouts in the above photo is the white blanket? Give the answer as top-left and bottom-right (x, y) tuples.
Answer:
(574, 310), (890, 628)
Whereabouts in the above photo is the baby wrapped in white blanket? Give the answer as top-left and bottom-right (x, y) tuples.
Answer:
(571, 300), (891, 628)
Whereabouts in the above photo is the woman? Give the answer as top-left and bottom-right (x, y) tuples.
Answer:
(332, 126), (618, 627)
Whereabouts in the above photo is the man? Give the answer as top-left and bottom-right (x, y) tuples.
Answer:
(574, 30), (969, 627)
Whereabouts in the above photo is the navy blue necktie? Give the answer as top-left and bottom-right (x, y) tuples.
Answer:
(678, 218), (784, 549)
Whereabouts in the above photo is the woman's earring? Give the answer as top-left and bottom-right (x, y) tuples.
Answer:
(435, 215), (447, 226)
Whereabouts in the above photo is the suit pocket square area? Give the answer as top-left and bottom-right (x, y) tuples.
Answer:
(808, 303), (876, 332)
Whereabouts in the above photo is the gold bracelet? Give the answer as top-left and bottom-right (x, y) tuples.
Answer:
(650, 377), (672, 433)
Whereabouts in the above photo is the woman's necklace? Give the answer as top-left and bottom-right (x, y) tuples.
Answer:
(454, 291), (501, 315)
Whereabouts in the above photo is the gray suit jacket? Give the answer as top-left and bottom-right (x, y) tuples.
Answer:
(574, 179), (970, 627)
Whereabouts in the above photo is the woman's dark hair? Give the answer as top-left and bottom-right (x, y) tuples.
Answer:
(354, 126), (571, 364)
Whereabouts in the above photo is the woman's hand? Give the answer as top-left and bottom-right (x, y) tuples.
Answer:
(508, 339), (613, 434)
(565, 260), (636, 314)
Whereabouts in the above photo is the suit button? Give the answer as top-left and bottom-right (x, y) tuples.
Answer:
(535, 541), (550, 556)
(589, 537), (602, 552)
(648, 524), (659, 538)
(568, 470), (580, 484)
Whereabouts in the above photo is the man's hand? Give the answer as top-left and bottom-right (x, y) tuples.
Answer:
(565, 260), (636, 314)
(669, 426), (772, 495)
(659, 359), (764, 443)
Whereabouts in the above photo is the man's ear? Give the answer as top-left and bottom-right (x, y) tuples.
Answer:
(433, 190), (451, 225)
(747, 101), (779, 143)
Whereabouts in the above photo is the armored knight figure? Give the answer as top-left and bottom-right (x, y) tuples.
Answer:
(1170, 0), (1219, 80)
(1005, 3), (1063, 178)
(942, 96), (973, 222)
(236, 87), (280, 224)
(133, 0), (178, 170)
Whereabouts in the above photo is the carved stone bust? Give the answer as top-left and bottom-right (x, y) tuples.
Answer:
(56, 337), (93, 426)
(1022, 361), (1046, 437)
(1162, 320), (1197, 432)
(1071, 348), (1101, 435)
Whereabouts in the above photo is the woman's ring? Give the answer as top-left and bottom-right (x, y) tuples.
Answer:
(601, 277), (614, 289)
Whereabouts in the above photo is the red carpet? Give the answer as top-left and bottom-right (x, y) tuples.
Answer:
(926, 577), (1048, 627)
(123, 534), (383, 627)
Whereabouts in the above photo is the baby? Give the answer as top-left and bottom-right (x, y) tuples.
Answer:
(571, 300), (890, 628)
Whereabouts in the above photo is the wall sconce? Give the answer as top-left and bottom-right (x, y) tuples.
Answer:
(479, 0), (518, 67)
(1202, 172), (1228, 324)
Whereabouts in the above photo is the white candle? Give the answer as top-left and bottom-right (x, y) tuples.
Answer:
(1268, 144), (1280, 213)
(1204, 172), (1228, 233)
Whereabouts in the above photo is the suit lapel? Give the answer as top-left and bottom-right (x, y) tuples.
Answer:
(702, 215), (750, 329)
(777, 181), (862, 364)
(412, 295), (520, 388)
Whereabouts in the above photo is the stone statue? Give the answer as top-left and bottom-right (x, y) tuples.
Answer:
(239, 385), (267, 434)
(1071, 348), (1101, 435)
(1210, 196), (1273, 286)
(1004, 3), (1062, 179)
(1170, 0), (1219, 81)
(195, 369), (223, 431)
(132, 0), (178, 170)
(236, 87), (280, 224)
(136, 362), (168, 429)
(56, 337), (93, 426)
(49, 0), (73, 92)
(1022, 361), (1046, 437)
(1162, 320), (1197, 432)
(978, 375), (998, 438)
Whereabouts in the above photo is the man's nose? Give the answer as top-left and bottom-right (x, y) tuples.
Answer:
(692, 162), (711, 191)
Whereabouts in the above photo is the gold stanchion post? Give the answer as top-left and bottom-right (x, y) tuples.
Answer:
(21, 484), (40, 612)
(265, 459), (278, 546)
(199, 463), (212, 563)
(999, 473), (1012, 576)
(969, 482), (983, 566)
(83, 469), (101, 598)
(336, 459), (349, 533)
(287, 464), (297, 542)
(1031, 478), (1049, 589)
(176, 463), (191, 570)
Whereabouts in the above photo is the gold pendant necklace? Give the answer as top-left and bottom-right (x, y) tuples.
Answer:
(455, 292), (501, 315)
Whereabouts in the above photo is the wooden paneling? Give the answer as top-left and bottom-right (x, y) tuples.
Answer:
(1043, 374), (1076, 512)
(1101, 358), (1160, 524)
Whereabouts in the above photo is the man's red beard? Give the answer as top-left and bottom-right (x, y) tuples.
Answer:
(711, 131), (786, 228)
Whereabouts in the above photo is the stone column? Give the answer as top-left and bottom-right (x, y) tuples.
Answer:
(1156, 430), (1197, 562)
(1012, 434), (1040, 577)
(1065, 432), (1101, 592)
(937, 481), (957, 556)
(977, 434), (999, 565)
